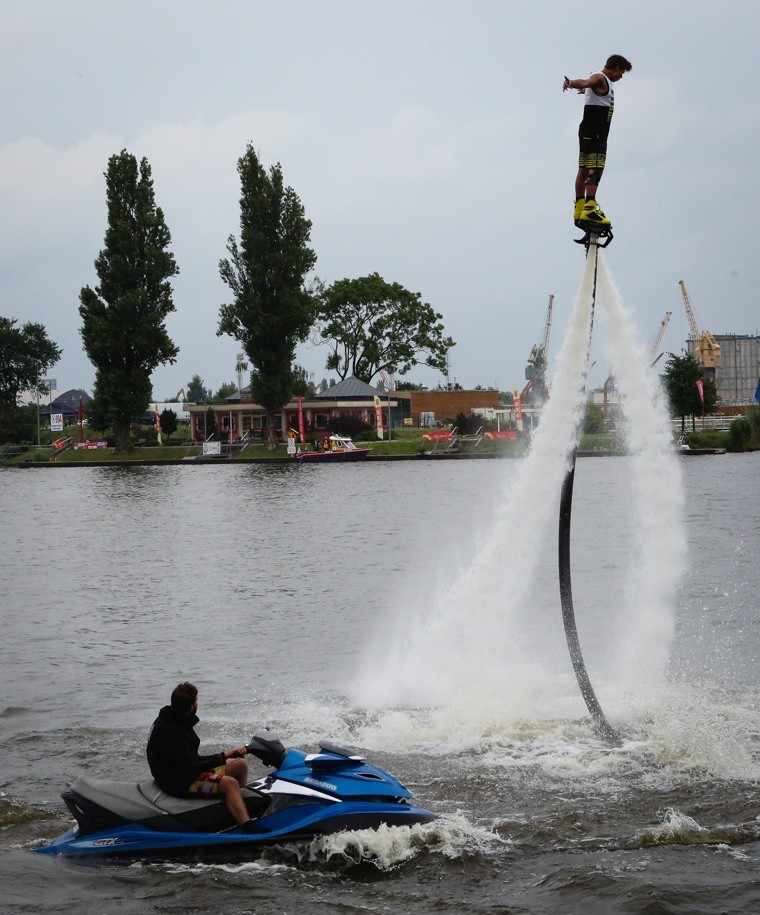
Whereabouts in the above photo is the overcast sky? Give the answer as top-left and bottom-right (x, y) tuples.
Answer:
(2, 0), (758, 398)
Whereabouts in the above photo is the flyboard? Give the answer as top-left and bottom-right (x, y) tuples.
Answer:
(559, 216), (621, 746)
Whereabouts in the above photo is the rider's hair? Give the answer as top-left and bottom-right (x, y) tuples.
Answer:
(171, 682), (198, 713)
(605, 54), (632, 72)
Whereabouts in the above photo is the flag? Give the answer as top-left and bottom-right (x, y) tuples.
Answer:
(155, 403), (163, 445)
(513, 389), (524, 432)
(295, 396), (306, 443)
(696, 379), (704, 404)
(374, 395), (384, 439)
(755, 376), (760, 403)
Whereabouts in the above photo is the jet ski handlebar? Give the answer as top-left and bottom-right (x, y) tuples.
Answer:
(245, 733), (287, 768)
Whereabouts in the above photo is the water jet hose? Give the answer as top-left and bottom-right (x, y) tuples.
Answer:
(558, 242), (622, 746)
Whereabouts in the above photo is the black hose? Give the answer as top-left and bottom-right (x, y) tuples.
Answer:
(558, 243), (621, 746)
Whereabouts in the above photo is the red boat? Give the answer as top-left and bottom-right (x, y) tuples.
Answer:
(295, 435), (372, 463)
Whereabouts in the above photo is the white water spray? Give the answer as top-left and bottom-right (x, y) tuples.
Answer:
(596, 257), (686, 689)
(353, 251), (686, 733)
(354, 255), (599, 713)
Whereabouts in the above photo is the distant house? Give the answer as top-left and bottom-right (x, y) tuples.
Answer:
(186, 376), (396, 442)
(391, 388), (500, 427)
(38, 389), (92, 422)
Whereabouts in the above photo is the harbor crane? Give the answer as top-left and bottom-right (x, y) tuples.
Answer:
(648, 311), (672, 367)
(521, 294), (554, 402)
(678, 280), (720, 374)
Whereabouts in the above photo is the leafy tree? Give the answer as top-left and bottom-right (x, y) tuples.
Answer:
(663, 351), (718, 432)
(218, 145), (317, 448)
(79, 150), (179, 453)
(395, 380), (427, 391)
(213, 382), (238, 401)
(315, 273), (454, 384)
(186, 374), (211, 403)
(160, 408), (178, 437)
(0, 403), (40, 445)
(0, 317), (61, 439)
(291, 364), (311, 397)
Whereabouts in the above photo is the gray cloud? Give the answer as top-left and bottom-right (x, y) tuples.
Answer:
(2, 0), (758, 398)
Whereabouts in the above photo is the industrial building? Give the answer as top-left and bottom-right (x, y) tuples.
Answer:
(687, 333), (759, 407)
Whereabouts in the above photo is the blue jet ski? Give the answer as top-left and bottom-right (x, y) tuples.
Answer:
(36, 735), (436, 857)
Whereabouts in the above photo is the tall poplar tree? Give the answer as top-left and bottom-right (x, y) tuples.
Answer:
(79, 150), (179, 453)
(218, 145), (316, 449)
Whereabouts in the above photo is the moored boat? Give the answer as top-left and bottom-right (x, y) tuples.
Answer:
(295, 435), (371, 463)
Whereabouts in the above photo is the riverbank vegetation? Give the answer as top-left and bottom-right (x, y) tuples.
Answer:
(682, 406), (760, 452)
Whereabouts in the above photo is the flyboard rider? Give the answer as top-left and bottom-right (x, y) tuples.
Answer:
(563, 54), (632, 230)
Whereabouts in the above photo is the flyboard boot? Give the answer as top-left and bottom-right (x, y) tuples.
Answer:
(574, 197), (613, 248)
(573, 197), (585, 226)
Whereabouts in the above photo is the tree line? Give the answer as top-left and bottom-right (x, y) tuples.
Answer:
(0, 147), (744, 452)
(3, 145), (456, 452)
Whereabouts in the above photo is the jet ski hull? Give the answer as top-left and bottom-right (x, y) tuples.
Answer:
(35, 738), (437, 857)
(38, 801), (436, 856)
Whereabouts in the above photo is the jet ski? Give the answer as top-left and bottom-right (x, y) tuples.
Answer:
(36, 734), (436, 857)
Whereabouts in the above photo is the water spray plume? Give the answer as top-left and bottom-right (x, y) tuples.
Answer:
(353, 249), (685, 746)
(596, 257), (686, 688)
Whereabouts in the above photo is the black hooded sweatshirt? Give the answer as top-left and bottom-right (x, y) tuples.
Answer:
(146, 705), (225, 797)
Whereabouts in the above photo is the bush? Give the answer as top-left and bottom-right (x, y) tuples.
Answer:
(748, 406), (760, 447)
(683, 431), (730, 449)
(328, 415), (372, 439)
(727, 418), (752, 452)
(131, 424), (159, 446)
(166, 423), (191, 443)
(583, 402), (606, 435)
(453, 411), (483, 434)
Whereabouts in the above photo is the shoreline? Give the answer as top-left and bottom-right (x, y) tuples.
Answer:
(9, 449), (643, 467)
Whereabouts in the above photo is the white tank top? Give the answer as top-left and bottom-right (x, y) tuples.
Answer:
(584, 72), (613, 108)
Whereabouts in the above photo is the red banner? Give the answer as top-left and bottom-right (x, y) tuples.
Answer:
(295, 396), (305, 443)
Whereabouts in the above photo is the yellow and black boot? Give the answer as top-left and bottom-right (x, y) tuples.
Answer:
(573, 197), (586, 225)
(578, 197), (610, 228)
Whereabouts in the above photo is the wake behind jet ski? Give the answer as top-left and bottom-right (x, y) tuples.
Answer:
(36, 735), (436, 857)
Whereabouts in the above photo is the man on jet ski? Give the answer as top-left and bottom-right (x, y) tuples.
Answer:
(147, 682), (257, 831)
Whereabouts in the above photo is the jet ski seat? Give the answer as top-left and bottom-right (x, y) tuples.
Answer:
(68, 776), (263, 821)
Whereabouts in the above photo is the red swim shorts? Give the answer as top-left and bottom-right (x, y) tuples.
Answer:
(186, 764), (227, 797)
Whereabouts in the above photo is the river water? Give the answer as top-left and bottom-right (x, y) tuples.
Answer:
(1, 455), (759, 914)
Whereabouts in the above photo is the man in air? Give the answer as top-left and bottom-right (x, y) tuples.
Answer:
(563, 54), (633, 230)
(147, 682), (257, 831)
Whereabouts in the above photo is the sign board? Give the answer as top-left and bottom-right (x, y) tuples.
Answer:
(202, 441), (222, 455)
(51, 413), (64, 432)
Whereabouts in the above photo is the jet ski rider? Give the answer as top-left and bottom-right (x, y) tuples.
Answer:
(147, 682), (257, 831)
